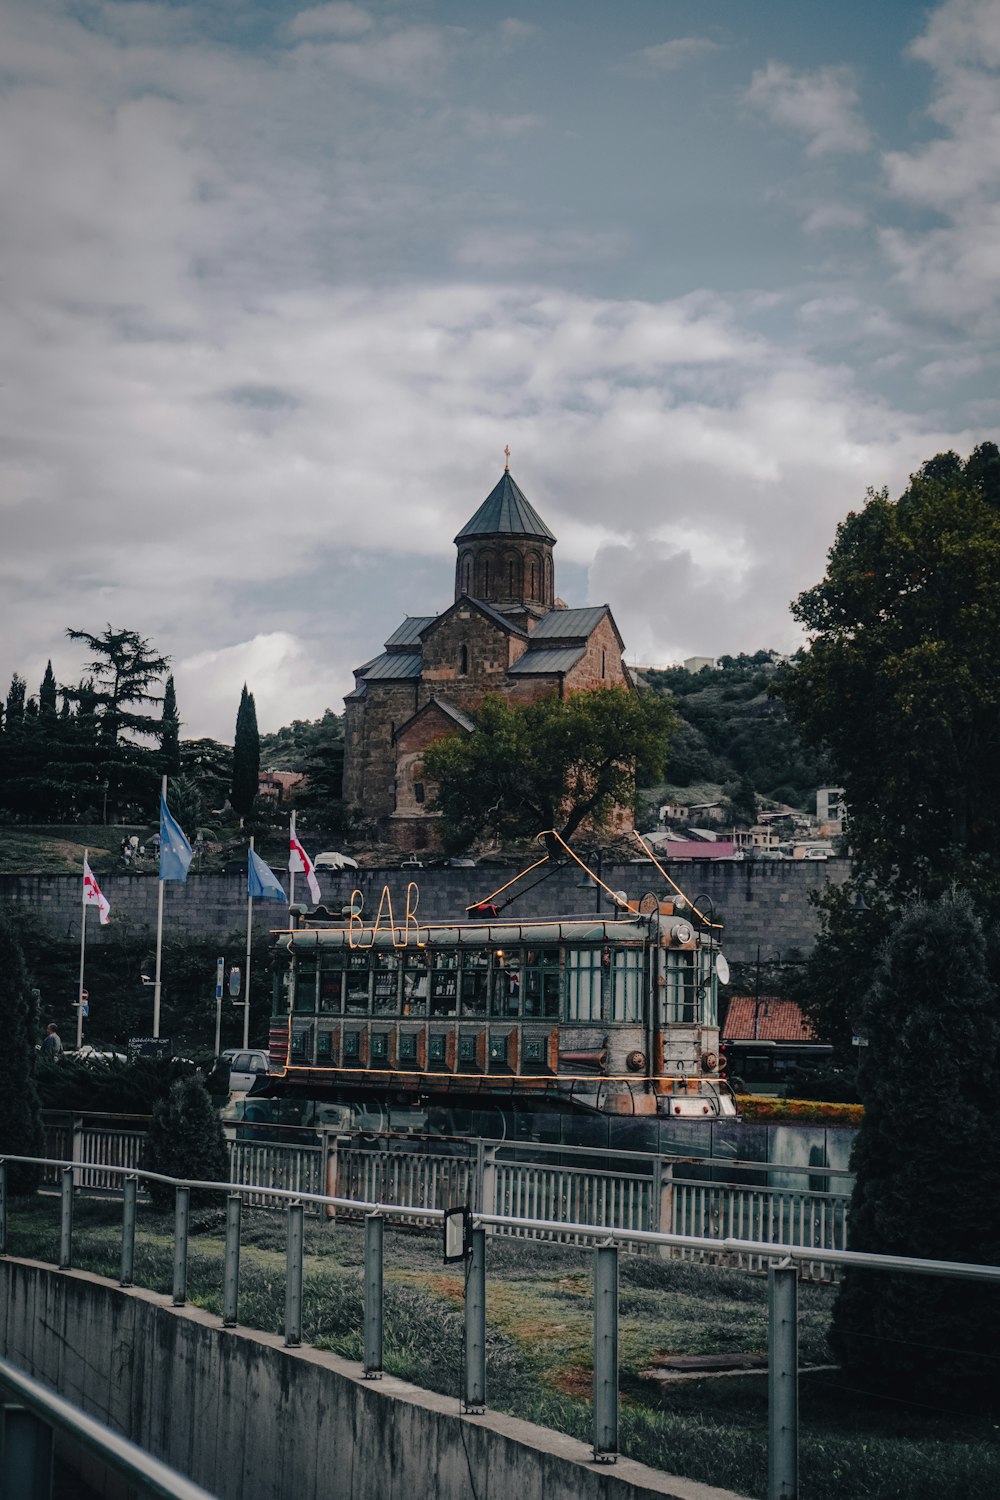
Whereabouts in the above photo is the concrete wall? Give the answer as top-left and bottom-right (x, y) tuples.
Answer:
(0, 858), (849, 962)
(0, 1259), (746, 1500)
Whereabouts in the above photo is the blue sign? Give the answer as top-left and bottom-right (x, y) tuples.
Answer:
(215, 956), (225, 1003)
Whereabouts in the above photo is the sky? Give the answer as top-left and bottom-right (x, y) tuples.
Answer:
(2, 0), (999, 741)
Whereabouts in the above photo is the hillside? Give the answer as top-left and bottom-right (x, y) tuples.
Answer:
(639, 653), (830, 811)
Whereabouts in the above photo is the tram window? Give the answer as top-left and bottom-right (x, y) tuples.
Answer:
(345, 958), (371, 1014)
(430, 949), (459, 1016)
(402, 953), (429, 1016)
(663, 952), (698, 1023)
(524, 948), (561, 1019)
(399, 1033), (418, 1063)
(319, 973), (343, 1013)
(491, 950), (520, 1018)
(290, 1024), (313, 1061)
(461, 951), (491, 1016)
(566, 949), (602, 1023)
(293, 950), (318, 1012)
(610, 950), (643, 1023)
(373, 952), (399, 1014)
(343, 1031), (361, 1062)
(316, 1030), (334, 1061)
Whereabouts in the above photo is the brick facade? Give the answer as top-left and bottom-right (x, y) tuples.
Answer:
(343, 468), (633, 846)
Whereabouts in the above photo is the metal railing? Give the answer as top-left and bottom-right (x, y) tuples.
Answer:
(2, 1151), (998, 1500)
(0, 1354), (218, 1500)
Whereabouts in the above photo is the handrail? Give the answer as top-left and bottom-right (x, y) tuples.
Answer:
(2, 1153), (997, 1283)
(0, 1356), (218, 1500)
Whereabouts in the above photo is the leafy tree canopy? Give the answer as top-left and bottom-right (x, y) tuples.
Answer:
(65, 625), (169, 744)
(422, 687), (676, 854)
(776, 443), (1000, 898)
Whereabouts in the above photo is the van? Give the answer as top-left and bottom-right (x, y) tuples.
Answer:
(226, 1049), (271, 1094)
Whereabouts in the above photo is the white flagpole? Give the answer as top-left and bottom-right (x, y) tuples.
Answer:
(289, 810), (296, 910)
(77, 849), (88, 1050)
(244, 835), (254, 1049)
(153, 774), (166, 1039)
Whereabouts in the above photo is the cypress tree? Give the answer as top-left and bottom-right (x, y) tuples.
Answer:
(160, 673), (181, 776)
(141, 1076), (229, 1210)
(830, 892), (1000, 1408)
(5, 673), (26, 726)
(39, 660), (57, 714)
(0, 913), (45, 1194)
(231, 684), (260, 821)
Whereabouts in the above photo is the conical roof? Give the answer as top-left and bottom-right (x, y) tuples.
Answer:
(455, 471), (556, 543)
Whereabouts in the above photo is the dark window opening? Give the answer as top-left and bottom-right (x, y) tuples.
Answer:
(459, 644), (469, 675)
(414, 781), (425, 804)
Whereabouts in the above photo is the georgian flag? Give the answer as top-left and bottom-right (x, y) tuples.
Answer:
(83, 859), (111, 925)
(289, 831), (322, 905)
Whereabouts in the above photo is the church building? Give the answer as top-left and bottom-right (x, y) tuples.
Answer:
(342, 459), (633, 849)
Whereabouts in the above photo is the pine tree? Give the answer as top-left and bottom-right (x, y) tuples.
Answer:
(39, 661), (57, 714)
(830, 892), (1000, 1408)
(0, 913), (45, 1194)
(4, 673), (26, 726)
(231, 684), (260, 821)
(160, 673), (181, 777)
(64, 626), (170, 819)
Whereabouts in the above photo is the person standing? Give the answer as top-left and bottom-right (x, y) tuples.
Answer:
(40, 1023), (63, 1062)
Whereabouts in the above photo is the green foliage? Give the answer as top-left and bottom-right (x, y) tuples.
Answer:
(179, 737), (233, 814)
(142, 1075), (229, 1209)
(777, 443), (1000, 898)
(34, 1055), (201, 1113)
(39, 661), (57, 715)
(232, 684), (260, 820)
(831, 892), (1000, 1409)
(786, 882), (893, 1062)
(160, 673), (180, 776)
(423, 687), (676, 853)
(0, 912), (45, 1193)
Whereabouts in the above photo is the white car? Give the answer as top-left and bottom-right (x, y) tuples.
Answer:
(313, 851), (359, 871)
(223, 1049), (271, 1093)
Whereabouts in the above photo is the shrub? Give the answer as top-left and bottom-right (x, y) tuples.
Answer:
(0, 912), (45, 1193)
(141, 1076), (229, 1210)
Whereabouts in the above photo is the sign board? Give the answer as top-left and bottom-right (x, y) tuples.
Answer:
(442, 1205), (472, 1264)
(229, 966), (242, 999)
(128, 1037), (172, 1063)
(215, 957), (225, 1003)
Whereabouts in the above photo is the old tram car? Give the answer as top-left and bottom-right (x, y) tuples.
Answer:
(267, 888), (735, 1120)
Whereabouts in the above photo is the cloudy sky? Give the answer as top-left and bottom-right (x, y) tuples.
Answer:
(3, 0), (998, 740)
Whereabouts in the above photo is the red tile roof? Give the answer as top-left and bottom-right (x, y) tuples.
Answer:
(722, 996), (818, 1043)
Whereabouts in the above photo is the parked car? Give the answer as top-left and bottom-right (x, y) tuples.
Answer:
(225, 1049), (271, 1094)
(314, 851), (359, 871)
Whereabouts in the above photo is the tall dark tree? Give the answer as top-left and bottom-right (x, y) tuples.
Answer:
(831, 892), (1000, 1408)
(39, 661), (57, 715)
(5, 672), (26, 726)
(0, 913), (45, 1194)
(64, 625), (170, 817)
(141, 1076), (229, 1210)
(776, 443), (1000, 900)
(160, 673), (181, 777)
(231, 684), (260, 821)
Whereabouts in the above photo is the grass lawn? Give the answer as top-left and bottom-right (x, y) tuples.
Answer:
(6, 1196), (999, 1500)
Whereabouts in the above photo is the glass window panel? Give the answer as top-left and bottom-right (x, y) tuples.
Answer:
(373, 954), (399, 1015)
(566, 949), (602, 1022)
(401, 964), (428, 1016)
(611, 950), (643, 1023)
(524, 948), (562, 1019)
(491, 952), (521, 1017)
(430, 952), (458, 1016)
(663, 952), (698, 1023)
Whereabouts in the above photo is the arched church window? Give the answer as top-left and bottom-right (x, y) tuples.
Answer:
(459, 644), (469, 676)
(544, 557), (551, 599)
(530, 561), (537, 597)
(462, 554), (472, 593)
(508, 558), (515, 596)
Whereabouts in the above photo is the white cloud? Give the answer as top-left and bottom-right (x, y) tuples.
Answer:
(801, 202), (867, 234)
(618, 36), (720, 74)
(455, 228), (628, 270)
(746, 61), (870, 156)
(289, 4), (374, 39)
(177, 634), (341, 741)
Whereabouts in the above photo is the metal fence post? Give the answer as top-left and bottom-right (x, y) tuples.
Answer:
(463, 1226), (486, 1413)
(172, 1187), (190, 1307)
(768, 1258), (799, 1500)
(223, 1193), (242, 1328)
(363, 1214), (383, 1377)
(59, 1168), (74, 1270)
(479, 1145), (498, 1227)
(0, 1160), (7, 1256)
(1, 1402), (53, 1500)
(120, 1175), (137, 1287)
(592, 1242), (619, 1461)
(285, 1201), (304, 1347)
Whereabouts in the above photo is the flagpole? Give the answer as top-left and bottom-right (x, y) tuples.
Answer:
(289, 811), (296, 910)
(153, 774), (167, 1039)
(244, 835), (254, 1049)
(77, 849), (88, 1050)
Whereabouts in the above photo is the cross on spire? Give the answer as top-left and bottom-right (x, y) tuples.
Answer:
(503, 444), (510, 472)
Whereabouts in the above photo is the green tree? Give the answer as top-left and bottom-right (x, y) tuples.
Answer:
(160, 673), (181, 776)
(0, 912), (45, 1193)
(423, 687), (676, 853)
(141, 1075), (229, 1210)
(64, 626), (170, 819)
(830, 892), (1000, 1408)
(5, 672), (26, 726)
(232, 684), (260, 821)
(724, 773), (758, 828)
(180, 737), (233, 813)
(39, 660), (57, 715)
(776, 443), (1000, 898)
(786, 882), (893, 1062)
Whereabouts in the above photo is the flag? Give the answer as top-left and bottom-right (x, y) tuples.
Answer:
(248, 847), (287, 901)
(83, 859), (110, 925)
(160, 794), (193, 882)
(289, 829), (322, 905)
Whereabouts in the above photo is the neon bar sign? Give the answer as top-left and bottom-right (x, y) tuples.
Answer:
(347, 881), (426, 950)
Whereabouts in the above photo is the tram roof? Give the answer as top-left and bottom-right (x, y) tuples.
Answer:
(272, 917), (653, 949)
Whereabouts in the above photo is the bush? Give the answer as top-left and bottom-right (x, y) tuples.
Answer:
(0, 912), (45, 1193)
(141, 1076), (229, 1210)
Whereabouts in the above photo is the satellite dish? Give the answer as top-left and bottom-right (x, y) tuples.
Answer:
(716, 953), (730, 986)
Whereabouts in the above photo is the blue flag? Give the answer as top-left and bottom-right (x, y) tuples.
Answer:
(248, 847), (287, 901)
(160, 795), (193, 882)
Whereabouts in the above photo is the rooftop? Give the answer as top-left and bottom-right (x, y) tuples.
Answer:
(455, 470), (556, 543)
